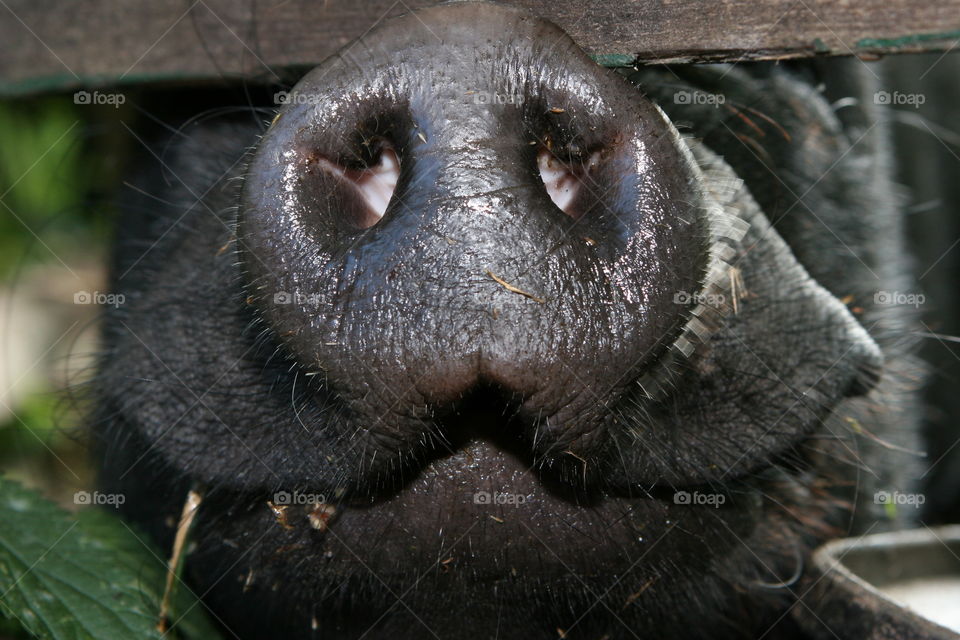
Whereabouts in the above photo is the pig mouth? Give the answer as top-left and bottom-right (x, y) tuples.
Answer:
(259, 387), (806, 582)
(181, 368), (838, 638)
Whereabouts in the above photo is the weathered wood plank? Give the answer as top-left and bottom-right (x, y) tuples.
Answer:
(1, 0), (958, 97)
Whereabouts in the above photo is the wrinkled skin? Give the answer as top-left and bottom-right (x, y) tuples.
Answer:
(93, 3), (921, 639)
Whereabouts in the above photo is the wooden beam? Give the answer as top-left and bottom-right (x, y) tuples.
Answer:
(1, 0), (958, 97)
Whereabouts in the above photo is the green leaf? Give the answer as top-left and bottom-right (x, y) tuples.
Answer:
(0, 477), (222, 640)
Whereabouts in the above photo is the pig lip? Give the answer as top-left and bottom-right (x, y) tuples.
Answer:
(325, 439), (671, 576)
(318, 411), (750, 578)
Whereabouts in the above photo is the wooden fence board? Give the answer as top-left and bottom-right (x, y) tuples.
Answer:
(1, 0), (958, 96)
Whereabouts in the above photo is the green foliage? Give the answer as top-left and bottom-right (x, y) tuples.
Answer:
(0, 98), (104, 278)
(0, 478), (222, 640)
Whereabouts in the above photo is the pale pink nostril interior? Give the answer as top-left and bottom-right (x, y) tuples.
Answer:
(317, 144), (400, 228)
(537, 149), (600, 219)
(354, 146), (399, 220)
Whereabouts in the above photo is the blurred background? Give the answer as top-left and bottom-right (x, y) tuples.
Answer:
(0, 55), (957, 524)
(0, 94), (116, 504)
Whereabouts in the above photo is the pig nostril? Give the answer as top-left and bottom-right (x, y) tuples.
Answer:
(537, 147), (601, 220)
(315, 141), (400, 229)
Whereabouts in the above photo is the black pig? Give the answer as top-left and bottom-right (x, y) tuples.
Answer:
(92, 3), (922, 638)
